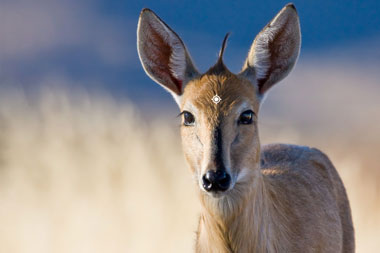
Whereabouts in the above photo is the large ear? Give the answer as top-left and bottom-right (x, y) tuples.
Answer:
(137, 9), (199, 105)
(239, 3), (301, 96)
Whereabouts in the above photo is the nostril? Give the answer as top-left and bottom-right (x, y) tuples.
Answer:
(202, 174), (213, 191)
(216, 172), (231, 191)
(202, 170), (231, 192)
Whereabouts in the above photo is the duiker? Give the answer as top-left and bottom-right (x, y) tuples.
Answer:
(137, 3), (354, 253)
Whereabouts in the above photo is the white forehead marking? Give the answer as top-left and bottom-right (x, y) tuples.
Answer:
(182, 101), (198, 114)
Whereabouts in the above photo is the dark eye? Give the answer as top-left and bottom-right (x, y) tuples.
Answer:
(182, 111), (195, 126)
(238, 110), (255, 125)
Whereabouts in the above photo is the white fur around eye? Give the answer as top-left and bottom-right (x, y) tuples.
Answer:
(182, 101), (199, 117)
(236, 101), (252, 115)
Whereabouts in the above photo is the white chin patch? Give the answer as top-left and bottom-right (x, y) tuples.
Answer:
(236, 167), (251, 183)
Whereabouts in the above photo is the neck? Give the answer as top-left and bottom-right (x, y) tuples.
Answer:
(196, 170), (288, 253)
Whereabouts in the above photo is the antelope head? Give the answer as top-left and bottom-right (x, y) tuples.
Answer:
(137, 4), (301, 212)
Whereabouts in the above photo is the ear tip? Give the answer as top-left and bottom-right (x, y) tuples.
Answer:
(285, 3), (296, 10)
(274, 3), (299, 26)
(284, 3), (298, 15)
(139, 8), (157, 20)
(140, 8), (152, 14)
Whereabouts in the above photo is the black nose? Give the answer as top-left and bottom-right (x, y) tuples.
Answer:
(202, 170), (231, 192)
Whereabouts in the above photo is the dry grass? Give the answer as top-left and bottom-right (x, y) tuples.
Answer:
(0, 88), (198, 253)
(0, 60), (379, 252)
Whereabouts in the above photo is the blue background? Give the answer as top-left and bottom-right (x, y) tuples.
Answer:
(1, 0), (379, 105)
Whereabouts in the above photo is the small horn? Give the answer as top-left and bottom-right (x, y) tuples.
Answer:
(218, 32), (230, 63)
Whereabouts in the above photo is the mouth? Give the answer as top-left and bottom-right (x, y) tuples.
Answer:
(199, 180), (236, 198)
(206, 190), (229, 198)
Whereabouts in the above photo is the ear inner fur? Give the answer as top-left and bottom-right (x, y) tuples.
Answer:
(240, 4), (301, 95)
(143, 22), (183, 94)
(137, 9), (198, 98)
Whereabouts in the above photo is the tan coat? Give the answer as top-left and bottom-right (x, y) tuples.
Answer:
(137, 3), (355, 252)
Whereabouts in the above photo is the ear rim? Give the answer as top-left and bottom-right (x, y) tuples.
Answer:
(137, 8), (199, 104)
(239, 3), (301, 97)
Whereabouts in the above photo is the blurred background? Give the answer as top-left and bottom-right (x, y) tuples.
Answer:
(0, 0), (379, 252)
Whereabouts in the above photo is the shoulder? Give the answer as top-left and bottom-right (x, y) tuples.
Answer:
(261, 143), (330, 164)
(260, 143), (335, 176)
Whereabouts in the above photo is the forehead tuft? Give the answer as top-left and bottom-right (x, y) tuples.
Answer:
(182, 70), (258, 117)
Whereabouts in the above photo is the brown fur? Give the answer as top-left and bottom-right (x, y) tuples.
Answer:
(137, 4), (355, 252)
(181, 71), (354, 253)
